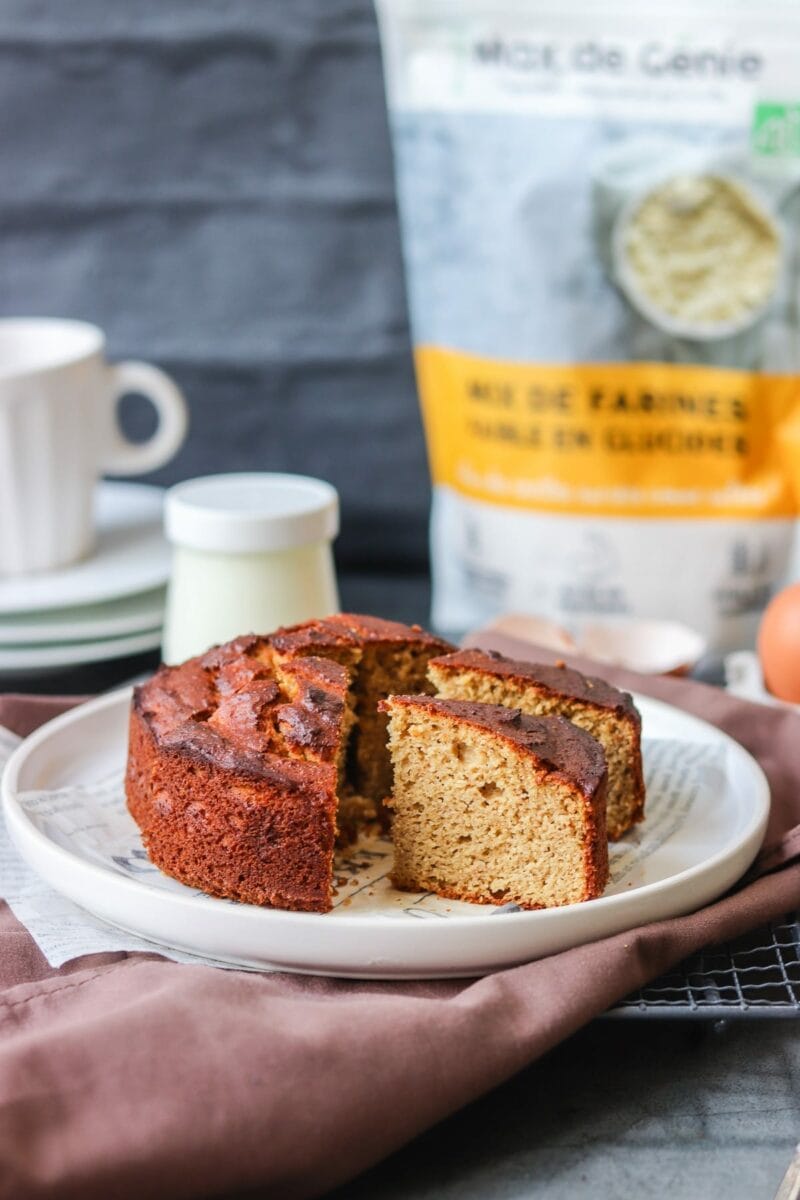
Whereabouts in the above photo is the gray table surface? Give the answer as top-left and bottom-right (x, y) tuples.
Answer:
(323, 1020), (800, 1200)
(3, 571), (798, 1200)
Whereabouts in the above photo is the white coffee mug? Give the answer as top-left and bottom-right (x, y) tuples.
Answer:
(0, 318), (188, 576)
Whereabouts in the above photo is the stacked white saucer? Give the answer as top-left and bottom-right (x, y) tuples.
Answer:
(0, 482), (169, 678)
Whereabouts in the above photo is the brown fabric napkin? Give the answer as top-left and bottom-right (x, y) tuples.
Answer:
(1, 649), (799, 1200)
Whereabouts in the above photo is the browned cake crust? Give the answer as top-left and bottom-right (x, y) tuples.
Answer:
(430, 647), (638, 716)
(126, 636), (351, 913)
(380, 695), (609, 907)
(429, 648), (645, 840)
(381, 694), (607, 798)
(270, 613), (450, 656)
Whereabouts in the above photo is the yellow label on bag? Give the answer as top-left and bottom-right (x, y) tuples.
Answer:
(416, 347), (800, 519)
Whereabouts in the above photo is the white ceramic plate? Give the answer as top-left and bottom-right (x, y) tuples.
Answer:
(0, 588), (165, 645)
(2, 689), (769, 979)
(0, 483), (169, 614)
(0, 629), (162, 676)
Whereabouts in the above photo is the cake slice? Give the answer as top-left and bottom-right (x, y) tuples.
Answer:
(380, 695), (608, 909)
(428, 648), (644, 840)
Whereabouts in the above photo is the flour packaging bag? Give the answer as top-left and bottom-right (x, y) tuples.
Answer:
(375, 0), (800, 650)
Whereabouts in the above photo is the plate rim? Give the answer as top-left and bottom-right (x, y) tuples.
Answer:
(1, 686), (771, 936)
(0, 629), (162, 673)
(0, 587), (165, 645)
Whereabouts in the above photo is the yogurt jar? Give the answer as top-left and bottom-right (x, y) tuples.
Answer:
(162, 472), (340, 663)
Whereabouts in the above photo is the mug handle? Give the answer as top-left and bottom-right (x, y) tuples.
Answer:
(102, 360), (189, 476)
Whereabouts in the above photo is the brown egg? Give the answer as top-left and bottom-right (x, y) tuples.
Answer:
(757, 583), (800, 703)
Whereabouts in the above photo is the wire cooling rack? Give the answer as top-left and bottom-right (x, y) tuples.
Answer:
(605, 912), (800, 1019)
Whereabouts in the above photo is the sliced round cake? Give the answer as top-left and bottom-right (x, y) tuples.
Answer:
(125, 616), (453, 913)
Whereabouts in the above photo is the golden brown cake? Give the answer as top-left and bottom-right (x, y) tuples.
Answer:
(380, 695), (609, 909)
(125, 616), (453, 912)
(428, 648), (645, 839)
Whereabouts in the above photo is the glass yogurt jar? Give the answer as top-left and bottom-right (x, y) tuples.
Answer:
(162, 472), (340, 663)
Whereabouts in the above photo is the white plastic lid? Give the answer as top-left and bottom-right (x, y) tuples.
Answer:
(164, 473), (339, 554)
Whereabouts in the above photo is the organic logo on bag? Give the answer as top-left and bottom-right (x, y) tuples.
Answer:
(753, 103), (800, 158)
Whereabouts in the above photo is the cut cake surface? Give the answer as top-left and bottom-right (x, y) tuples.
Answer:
(381, 694), (609, 910)
(271, 613), (452, 802)
(429, 648), (645, 840)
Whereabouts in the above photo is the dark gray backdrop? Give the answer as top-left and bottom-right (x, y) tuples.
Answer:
(0, 0), (429, 573)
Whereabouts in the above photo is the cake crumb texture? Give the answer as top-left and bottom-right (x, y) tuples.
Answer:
(381, 695), (609, 909)
(429, 648), (645, 840)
